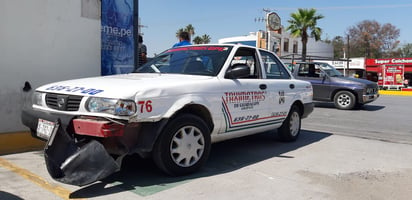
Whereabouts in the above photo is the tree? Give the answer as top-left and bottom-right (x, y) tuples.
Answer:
(286, 8), (324, 61)
(176, 24), (195, 42)
(175, 28), (185, 38)
(193, 36), (203, 44)
(346, 20), (400, 58)
(185, 24), (195, 38)
(399, 43), (412, 58)
(331, 36), (345, 59)
(201, 34), (211, 44)
(193, 34), (212, 44)
(176, 24), (211, 44)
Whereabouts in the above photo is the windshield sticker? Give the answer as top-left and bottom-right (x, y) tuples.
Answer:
(45, 85), (104, 95)
(167, 46), (229, 53)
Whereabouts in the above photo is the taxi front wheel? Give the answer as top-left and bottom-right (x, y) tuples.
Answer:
(152, 114), (211, 176)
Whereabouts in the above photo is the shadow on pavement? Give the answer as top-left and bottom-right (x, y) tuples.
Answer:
(70, 130), (331, 198)
(314, 102), (385, 111)
(0, 191), (24, 200)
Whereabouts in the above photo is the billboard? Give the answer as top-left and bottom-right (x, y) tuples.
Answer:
(101, 0), (135, 75)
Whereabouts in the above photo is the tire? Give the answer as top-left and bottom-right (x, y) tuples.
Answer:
(333, 91), (356, 110)
(277, 105), (301, 142)
(152, 114), (211, 176)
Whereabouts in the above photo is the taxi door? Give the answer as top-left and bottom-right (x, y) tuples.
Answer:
(220, 47), (281, 134)
(258, 50), (295, 120)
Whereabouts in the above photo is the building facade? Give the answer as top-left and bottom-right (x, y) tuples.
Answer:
(0, 0), (101, 134)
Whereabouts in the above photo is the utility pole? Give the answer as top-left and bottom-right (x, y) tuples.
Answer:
(346, 35), (350, 77)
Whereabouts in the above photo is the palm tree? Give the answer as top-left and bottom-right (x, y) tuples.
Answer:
(176, 24), (195, 42)
(175, 28), (185, 39)
(193, 36), (203, 44)
(192, 35), (212, 44)
(286, 8), (324, 61)
(201, 34), (211, 44)
(185, 24), (195, 39)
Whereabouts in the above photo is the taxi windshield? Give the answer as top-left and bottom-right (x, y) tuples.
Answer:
(134, 46), (232, 76)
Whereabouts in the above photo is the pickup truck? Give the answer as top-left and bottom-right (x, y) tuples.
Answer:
(287, 62), (379, 110)
(21, 44), (313, 186)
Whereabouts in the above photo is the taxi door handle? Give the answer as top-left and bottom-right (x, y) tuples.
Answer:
(259, 84), (267, 90)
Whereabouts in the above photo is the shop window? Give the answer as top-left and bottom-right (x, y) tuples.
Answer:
(283, 39), (289, 52)
(293, 41), (298, 53)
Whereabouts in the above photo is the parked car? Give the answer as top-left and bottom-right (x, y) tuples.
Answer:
(287, 61), (379, 110)
(21, 44), (313, 186)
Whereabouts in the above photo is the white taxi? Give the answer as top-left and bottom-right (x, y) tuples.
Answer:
(21, 44), (313, 186)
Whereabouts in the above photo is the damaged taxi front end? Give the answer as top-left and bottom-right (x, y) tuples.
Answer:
(21, 78), (169, 186)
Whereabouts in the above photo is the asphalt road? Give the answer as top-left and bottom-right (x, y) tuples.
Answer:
(303, 95), (412, 144)
(1, 94), (411, 200)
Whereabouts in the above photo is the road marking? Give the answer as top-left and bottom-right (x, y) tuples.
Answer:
(0, 157), (82, 200)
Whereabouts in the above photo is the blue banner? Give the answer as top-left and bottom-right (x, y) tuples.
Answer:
(101, 0), (135, 75)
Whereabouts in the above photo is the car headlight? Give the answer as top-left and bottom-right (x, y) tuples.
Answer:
(32, 91), (43, 106)
(87, 97), (136, 116)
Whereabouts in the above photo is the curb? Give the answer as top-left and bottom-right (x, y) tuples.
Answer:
(0, 131), (44, 155)
(379, 90), (412, 96)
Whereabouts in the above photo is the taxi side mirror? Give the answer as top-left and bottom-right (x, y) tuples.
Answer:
(225, 64), (250, 79)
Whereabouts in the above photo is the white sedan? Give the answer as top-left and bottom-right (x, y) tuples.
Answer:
(21, 44), (313, 186)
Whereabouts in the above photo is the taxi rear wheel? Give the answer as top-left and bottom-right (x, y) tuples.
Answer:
(152, 114), (211, 176)
(277, 105), (301, 142)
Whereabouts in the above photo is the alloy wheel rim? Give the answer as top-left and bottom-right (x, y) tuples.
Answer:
(338, 94), (351, 107)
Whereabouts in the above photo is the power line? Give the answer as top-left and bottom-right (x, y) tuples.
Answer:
(272, 4), (412, 11)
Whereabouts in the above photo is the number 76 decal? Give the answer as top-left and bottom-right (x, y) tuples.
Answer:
(137, 100), (153, 113)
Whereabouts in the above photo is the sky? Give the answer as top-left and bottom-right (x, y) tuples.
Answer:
(139, 0), (412, 57)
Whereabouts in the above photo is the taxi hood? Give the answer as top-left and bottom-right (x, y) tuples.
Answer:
(36, 73), (213, 98)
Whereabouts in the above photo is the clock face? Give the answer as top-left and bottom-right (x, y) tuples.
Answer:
(268, 13), (281, 31)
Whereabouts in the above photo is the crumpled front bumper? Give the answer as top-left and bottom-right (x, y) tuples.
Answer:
(21, 105), (168, 186)
(44, 119), (121, 186)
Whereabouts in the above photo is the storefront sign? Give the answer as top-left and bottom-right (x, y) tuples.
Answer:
(366, 58), (412, 65)
(313, 58), (365, 69)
